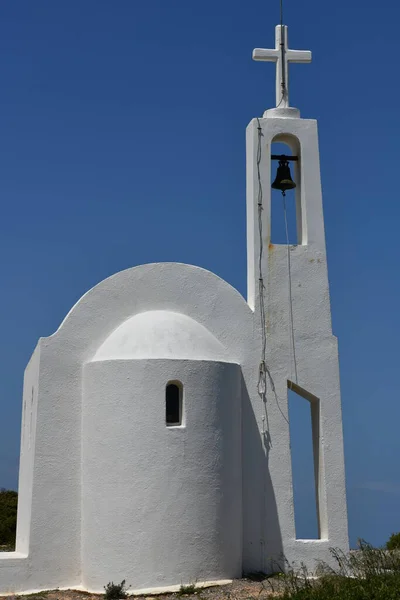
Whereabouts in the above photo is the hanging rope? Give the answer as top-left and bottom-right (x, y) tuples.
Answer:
(282, 191), (298, 386)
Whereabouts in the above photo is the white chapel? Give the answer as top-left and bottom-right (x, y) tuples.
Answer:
(0, 23), (348, 595)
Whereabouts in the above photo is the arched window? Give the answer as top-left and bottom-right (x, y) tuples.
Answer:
(271, 137), (301, 245)
(166, 382), (182, 426)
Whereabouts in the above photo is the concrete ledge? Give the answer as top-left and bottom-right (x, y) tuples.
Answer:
(125, 579), (233, 596)
(0, 580), (233, 597)
(0, 553), (27, 565)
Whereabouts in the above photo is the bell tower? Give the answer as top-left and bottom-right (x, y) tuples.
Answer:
(244, 23), (349, 571)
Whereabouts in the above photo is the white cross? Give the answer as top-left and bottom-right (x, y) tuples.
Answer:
(253, 25), (312, 109)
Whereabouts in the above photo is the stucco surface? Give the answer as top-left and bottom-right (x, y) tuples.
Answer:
(82, 359), (242, 591)
(93, 310), (231, 361)
(0, 106), (348, 594)
(0, 263), (253, 594)
(245, 114), (348, 560)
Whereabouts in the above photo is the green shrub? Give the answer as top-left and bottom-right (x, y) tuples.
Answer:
(264, 540), (400, 600)
(0, 489), (18, 548)
(281, 573), (400, 600)
(177, 583), (198, 596)
(386, 532), (400, 551)
(104, 580), (129, 599)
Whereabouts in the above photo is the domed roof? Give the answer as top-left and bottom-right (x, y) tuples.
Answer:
(91, 310), (231, 362)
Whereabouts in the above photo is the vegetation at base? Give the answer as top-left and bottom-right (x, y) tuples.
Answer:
(386, 531), (400, 551)
(1, 485), (400, 600)
(104, 580), (129, 599)
(22, 592), (52, 598)
(281, 574), (400, 600)
(177, 583), (198, 595)
(264, 539), (400, 600)
(0, 488), (18, 549)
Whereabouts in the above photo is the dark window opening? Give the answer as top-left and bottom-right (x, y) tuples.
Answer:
(166, 383), (182, 426)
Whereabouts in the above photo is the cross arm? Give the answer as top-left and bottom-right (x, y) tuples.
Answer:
(252, 48), (279, 62)
(287, 49), (312, 63)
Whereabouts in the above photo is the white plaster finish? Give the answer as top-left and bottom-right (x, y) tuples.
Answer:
(16, 345), (40, 556)
(0, 346), (41, 592)
(0, 264), (254, 594)
(244, 114), (348, 570)
(264, 107), (300, 119)
(93, 310), (231, 361)
(0, 59), (348, 594)
(82, 358), (241, 591)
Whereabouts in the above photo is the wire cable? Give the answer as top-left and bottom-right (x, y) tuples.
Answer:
(256, 120), (288, 429)
(276, 0), (286, 109)
(256, 119), (267, 400)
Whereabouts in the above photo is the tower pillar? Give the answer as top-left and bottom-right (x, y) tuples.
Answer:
(245, 26), (349, 567)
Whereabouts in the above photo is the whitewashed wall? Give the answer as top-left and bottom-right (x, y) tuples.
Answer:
(82, 357), (241, 591)
(0, 111), (349, 595)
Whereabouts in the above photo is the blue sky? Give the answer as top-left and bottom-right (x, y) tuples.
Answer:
(0, 0), (399, 549)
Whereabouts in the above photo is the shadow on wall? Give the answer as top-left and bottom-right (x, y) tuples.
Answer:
(241, 373), (283, 574)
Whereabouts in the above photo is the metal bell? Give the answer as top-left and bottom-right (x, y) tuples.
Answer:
(271, 157), (296, 192)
